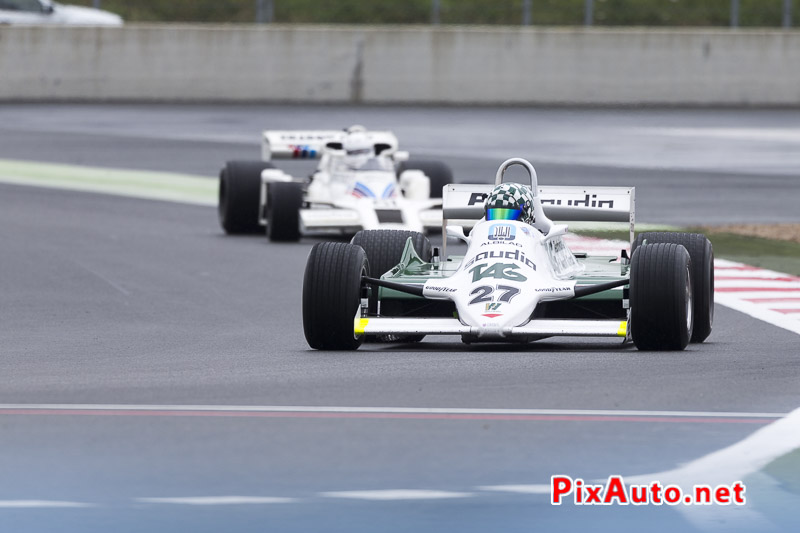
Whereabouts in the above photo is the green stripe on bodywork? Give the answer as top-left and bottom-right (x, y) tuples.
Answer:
(0, 159), (217, 206)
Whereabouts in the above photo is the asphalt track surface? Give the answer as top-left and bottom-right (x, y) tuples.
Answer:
(0, 105), (799, 532)
(2, 104), (800, 223)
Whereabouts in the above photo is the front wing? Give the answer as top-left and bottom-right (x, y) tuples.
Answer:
(356, 318), (628, 338)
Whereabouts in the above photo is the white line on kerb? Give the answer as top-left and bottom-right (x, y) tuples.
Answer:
(715, 293), (800, 336)
(137, 496), (296, 505)
(716, 280), (800, 289)
(0, 404), (786, 418)
(321, 490), (472, 501)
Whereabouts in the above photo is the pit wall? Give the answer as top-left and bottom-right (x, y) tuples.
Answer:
(1, 25), (798, 105)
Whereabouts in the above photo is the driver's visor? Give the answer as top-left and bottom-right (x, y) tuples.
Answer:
(486, 208), (522, 221)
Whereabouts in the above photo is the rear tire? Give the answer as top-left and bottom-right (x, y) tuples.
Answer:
(218, 160), (274, 234)
(351, 229), (432, 278)
(351, 230), (431, 343)
(630, 243), (693, 351)
(303, 243), (367, 350)
(267, 182), (303, 242)
(633, 232), (713, 342)
(397, 160), (453, 198)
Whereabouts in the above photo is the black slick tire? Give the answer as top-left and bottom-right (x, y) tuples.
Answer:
(218, 160), (274, 234)
(397, 160), (453, 198)
(303, 243), (367, 350)
(266, 181), (303, 242)
(351, 230), (431, 343)
(351, 229), (432, 278)
(633, 232), (714, 342)
(630, 243), (694, 351)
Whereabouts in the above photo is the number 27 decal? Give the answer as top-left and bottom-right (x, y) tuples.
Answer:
(468, 285), (521, 305)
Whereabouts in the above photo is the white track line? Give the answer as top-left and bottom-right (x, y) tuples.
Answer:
(0, 500), (94, 508)
(477, 484), (551, 495)
(321, 490), (472, 501)
(0, 404), (785, 418)
(626, 406), (800, 531)
(137, 496), (296, 505)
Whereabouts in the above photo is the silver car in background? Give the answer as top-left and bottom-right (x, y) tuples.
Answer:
(0, 0), (122, 25)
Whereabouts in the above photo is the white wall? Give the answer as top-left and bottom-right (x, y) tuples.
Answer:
(1, 25), (798, 105)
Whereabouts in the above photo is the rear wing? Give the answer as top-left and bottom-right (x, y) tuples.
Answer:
(443, 183), (636, 243)
(262, 130), (399, 161)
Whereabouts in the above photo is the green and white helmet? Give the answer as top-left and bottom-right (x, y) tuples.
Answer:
(484, 183), (536, 224)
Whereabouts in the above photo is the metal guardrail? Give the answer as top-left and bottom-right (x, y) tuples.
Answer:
(269, 0), (795, 28)
(87, 0), (795, 28)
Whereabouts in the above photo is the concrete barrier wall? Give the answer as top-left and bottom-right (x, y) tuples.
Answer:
(1, 25), (798, 105)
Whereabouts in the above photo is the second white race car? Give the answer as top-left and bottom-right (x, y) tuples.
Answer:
(218, 126), (453, 241)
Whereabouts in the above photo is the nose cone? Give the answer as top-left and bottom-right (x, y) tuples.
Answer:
(450, 220), (549, 332)
(350, 171), (397, 199)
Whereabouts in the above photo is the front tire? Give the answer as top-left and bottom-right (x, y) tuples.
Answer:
(630, 243), (693, 351)
(633, 232), (713, 342)
(218, 160), (274, 234)
(266, 182), (303, 242)
(303, 243), (368, 350)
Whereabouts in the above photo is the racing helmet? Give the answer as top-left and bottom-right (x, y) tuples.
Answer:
(342, 130), (374, 169)
(484, 183), (536, 224)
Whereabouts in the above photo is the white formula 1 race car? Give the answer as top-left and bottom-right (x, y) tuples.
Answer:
(302, 158), (714, 351)
(218, 126), (452, 241)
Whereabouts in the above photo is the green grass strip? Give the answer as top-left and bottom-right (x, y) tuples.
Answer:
(574, 227), (800, 276)
(0, 159), (217, 206)
(763, 448), (800, 496)
(691, 230), (800, 277)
